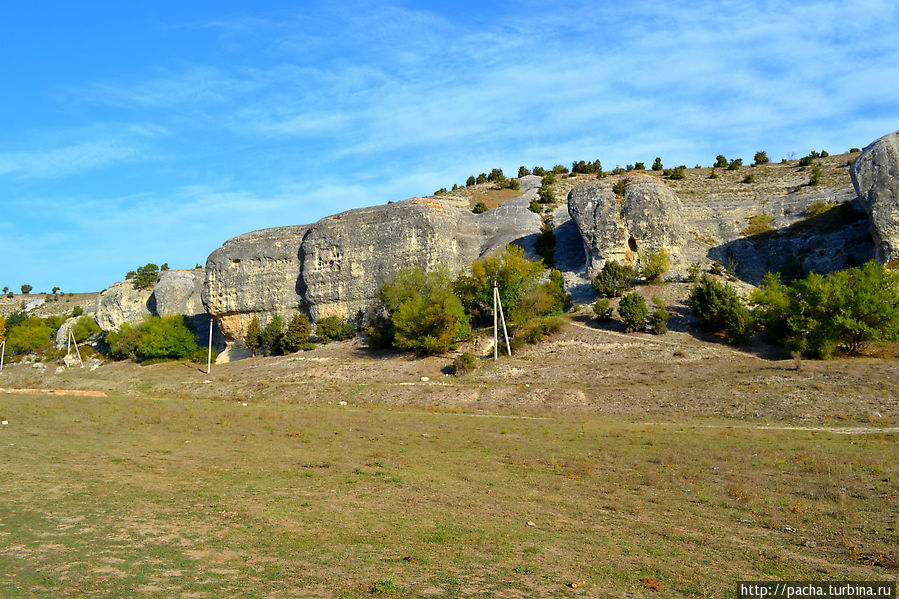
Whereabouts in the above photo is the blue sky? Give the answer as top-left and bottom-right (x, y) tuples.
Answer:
(1, 1), (897, 292)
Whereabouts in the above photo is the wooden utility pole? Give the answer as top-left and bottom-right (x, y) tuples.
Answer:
(493, 281), (511, 359)
(206, 316), (214, 374)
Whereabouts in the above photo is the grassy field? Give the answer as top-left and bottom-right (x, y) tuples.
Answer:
(1, 390), (895, 598)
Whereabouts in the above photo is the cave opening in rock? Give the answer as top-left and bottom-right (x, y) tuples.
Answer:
(628, 236), (639, 252)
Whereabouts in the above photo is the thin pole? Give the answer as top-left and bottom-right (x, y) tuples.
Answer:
(206, 316), (213, 374)
(497, 291), (511, 356)
(0, 340), (5, 373)
(70, 330), (83, 367)
(493, 281), (498, 360)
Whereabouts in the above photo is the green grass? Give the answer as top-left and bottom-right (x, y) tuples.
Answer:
(0, 393), (896, 597)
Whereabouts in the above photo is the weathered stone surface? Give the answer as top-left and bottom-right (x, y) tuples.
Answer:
(567, 175), (688, 276)
(204, 194), (542, 341)
(55, 316), (77, 348)
(203, 226), (309, 342)
(95, 281), (153, 332)
(96, 269), (213, 334)
(850, 130), (899, 264)
(299, 196), (542, 321)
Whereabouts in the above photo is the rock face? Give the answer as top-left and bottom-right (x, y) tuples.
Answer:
(204, 194), (542, 342)
(95, 281), (153, 332)
(203, 226), (309, 343)
(850, 130), (899, 264)
(96, 269), (210, 333)
(567, 175), (688, 276)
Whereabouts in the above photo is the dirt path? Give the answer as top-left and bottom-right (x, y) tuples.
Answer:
(0, 387), (107, 397)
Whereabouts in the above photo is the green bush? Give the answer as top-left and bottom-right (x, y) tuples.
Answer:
(107, 315), (199, 362)
(316, 316), (355, 343)
(714, 155), (728, 168)
(466, 176), (476, 186)
(518, 166), (530, 177)
(71, 316), (100, 343)
(591, 260), (636, 298)
(751, 262), (899, 357)
(612, 178), (629, 197)
(528, 201), (541, 214)
(281, 314), (312, 353)
(618, 292), (647, 333)
(650, 307), (671, 335)
(741, 214), (775, 236)
(727, 158), (743, 170)
(453, 351), (477, 376)
(809, 165), (822, 186)
(510, 316), (562, 351)
(71, 305), (84, 317)
(639, 248), (670, 282)
(708, 171), (719, 179)
(687, 275), (750, 343)
(633, 162), (645, 170)
(137, 315), (199, 360)
(753, 151), (769, 165)
(686, 262), (704, 282)
(472, 201), (488, 214)
(537, 185), (554, 204)
(128, 263), (161, 290)
(261, 314), (286, 355)
(532, 166), (546, 176)
(663, 165), (686, 180)
(245, 316), (263, 356)
(592, 298), (613, 321)
(378, 267), (469, 355)
(651, 157), (663, 171)
(741, 174), (755, 184)
(806, 201), (831, 218)
(6, 317), (56, 355)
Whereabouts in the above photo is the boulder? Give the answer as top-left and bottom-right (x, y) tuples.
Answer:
(204, 196), (542, 341)
(567, 174), (688, 276)
(850, 130), (899, 264)
(95, 281), (153, 332)
(203, 226), (309, 342)
(97, 269), (213, 334)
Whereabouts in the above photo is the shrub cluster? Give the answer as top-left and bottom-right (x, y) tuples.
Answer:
(618, 292), (647, 333)
(126, 263), (167, 290)
(687, 275), (750, 344)
(591, 260), (636, 298)
(107, 315), (201, 362)
(316, 316), (355, 343)
(571, 160), (602, 175)
(639, 248), (670, 282)
(751, 262), (899, 358)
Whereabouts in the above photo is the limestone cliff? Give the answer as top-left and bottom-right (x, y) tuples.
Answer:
(850, 130), (899, 264)
(567, 175), (688, 276)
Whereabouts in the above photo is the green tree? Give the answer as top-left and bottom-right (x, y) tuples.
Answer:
(532, 166), (546, 176)
(466, 175), (476, 186)
(752, 262), (899, 357)
(281, 314), (312, 353)
(377, 267), (469, 354)
(687, 275), (750, 343)
(618, 292), (647, 333)
(727, 158), (743, 170)
(131, 264), (160, 289)
(72, 316), (100, 342)
(714, 155), (728, 168)
(633, 161), (645, 170)
(518, 166), (530, 177)
(136, 315), (198, 360)
(592, 298), (613, 321)
(639, 248), (670, 282)
(244, 316), (262, 356)
(21, 284), (32, 295)
(315, 316), (355, 343)
(591, 260), (636, 298)
(753, 151), (769, 165)
(2, 287), (7, 294)
(476, 173), (487, 184)
(262, 315), (285, 356)
(472, 201), (488, 214)
(453, 244), (557, 325)
(651, 157), (663, 171)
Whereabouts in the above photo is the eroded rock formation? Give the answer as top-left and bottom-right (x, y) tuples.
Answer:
(204, 194), (542, 342)
(96, 269), (208, 333)
(851, 130), (899, 264)
(567, 174), (688, 276)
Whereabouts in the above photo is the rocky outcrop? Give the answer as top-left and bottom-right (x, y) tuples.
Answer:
(95, 281), (153, 332)
(567, 175), (688, 276)
(204, 193), (542, 341)
(203, 226), (309, 342)
(96, 269), (210, 333)
(850, 130), (899, 264)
